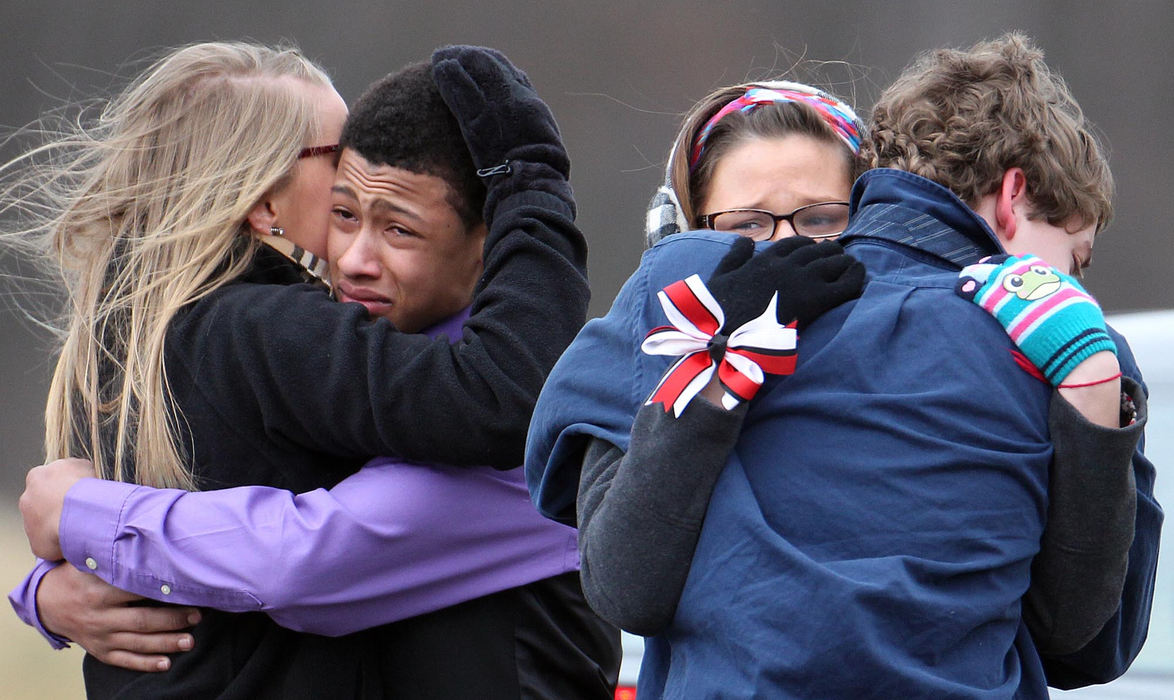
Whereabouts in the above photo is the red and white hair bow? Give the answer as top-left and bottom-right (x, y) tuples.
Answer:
(642, 274), (798, 416)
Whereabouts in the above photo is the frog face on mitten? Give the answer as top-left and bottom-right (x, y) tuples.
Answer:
(1001, 264), (1061, 301)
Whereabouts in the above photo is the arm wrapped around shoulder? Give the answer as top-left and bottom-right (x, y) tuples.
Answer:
(956, 254), (1116, 386)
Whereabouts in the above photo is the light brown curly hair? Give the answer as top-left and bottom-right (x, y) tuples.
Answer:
(861, 33), (1113, 233)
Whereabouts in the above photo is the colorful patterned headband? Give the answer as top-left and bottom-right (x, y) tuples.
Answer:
(688, 82), (864, 170)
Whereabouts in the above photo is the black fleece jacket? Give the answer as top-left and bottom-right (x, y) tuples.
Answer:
(83, 188), (591, 699)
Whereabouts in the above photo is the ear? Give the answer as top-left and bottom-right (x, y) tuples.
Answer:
(993, 168), (1028, 243)
(245, 198), (277, 236)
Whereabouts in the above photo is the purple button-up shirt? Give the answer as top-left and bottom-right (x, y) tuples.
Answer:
(9, 308), (579, 645)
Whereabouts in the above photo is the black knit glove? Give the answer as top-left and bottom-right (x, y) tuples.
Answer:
(431, 46), (571, 219)
(707, 236), (866, 331)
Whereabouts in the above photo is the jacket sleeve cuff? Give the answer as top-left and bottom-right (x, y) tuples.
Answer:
(1050, 375), (1147, 451)
(8, 559), (72, 649)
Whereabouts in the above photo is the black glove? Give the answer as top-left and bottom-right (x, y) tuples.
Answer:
(431, 46), (570, 211)
(707, 236), (866, 332)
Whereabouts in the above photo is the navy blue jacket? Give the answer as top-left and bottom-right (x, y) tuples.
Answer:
(526, 169), (1159, 697)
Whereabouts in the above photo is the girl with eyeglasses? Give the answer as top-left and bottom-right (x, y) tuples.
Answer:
(644, 81), (862, 248)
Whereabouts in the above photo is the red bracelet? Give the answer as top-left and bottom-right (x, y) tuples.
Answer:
(1058, 370), (1123, 389)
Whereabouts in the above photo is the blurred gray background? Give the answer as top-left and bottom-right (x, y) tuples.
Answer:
(2, 0), (1172, 496)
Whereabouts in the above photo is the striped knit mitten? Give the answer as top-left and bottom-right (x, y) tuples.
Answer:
(956, 254), (1117, 386)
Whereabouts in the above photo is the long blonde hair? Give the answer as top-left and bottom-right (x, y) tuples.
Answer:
(1, 42), (333, 489)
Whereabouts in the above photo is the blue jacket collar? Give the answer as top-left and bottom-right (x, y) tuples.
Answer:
(842, 169), (1004, 268)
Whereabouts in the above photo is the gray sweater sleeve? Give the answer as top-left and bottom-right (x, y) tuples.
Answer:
(576, 398), (747, 636)
(1025, 376), (1147, 656)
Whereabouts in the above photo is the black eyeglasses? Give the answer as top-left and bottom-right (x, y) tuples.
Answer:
(298, 144), (340, 160)
(700, 201), (851, 240)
